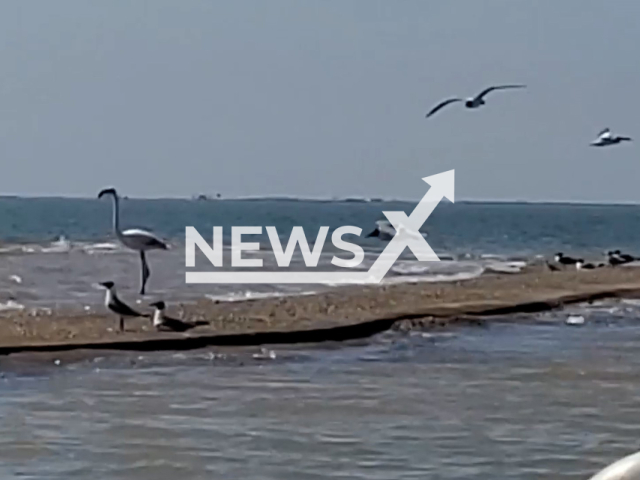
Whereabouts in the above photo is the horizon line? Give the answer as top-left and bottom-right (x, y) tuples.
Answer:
(1, 193), (640, 207)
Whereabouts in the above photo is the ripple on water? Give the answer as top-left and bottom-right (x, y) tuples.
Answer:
(2, 313), (640, 478)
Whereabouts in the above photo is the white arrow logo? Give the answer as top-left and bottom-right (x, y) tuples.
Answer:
(186, 170), (454, 284)
(366, 169), (454, 282)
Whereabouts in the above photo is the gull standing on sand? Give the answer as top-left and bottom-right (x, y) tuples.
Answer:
(425, 84), (526, 118)
(575, 259), (603, 270)
(98, 188), (169, 295)
(149, 301), (208, 332)
(545, 260), (561, 272)
(99, 281), (149, 331)
(554, 252), (580, 265)
(607, 250), (635, 266)
(590, 128), (632, 147)
(610, 250), (636, 262)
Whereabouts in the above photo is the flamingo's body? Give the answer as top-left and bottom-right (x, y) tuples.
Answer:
(98, 188), (168, 295)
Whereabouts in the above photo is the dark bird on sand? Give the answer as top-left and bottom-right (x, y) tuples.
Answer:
(576, 260), (604, 270)
(555, 253), (579, 265)
(150, 301), (209, 332)
(606, 250), (636, 266)
(545, 261), (561, 272)
(100, 281), (149, 332)
(610, 250), (636, 262)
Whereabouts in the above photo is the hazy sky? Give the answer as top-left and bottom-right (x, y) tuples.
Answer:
(0, 1), (638, 202)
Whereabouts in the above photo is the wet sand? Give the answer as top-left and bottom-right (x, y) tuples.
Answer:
(2, 265), (640, 355)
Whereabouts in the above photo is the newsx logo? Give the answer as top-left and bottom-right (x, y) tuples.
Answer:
(185, 170), (454, 284)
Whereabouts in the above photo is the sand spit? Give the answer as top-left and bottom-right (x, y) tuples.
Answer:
(2, 266), (640, 356)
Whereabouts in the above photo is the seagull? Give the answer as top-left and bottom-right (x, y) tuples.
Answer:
(366, 219), (427, 242)
(554, 252), (579, 265)
(607, 250), (635, 266)
(590, 128), (632, 147)
(575, 259), (604, 270)
(607, 253), (627, 266)
(98, 188), (169, 295)
(612, 250), (636, 262)
(99, 281), (149, 331)
(149, 301), (209, 332)
(425, 84), (526, 118)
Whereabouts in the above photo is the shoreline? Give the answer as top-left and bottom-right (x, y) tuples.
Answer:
(2, 266), (640, 357)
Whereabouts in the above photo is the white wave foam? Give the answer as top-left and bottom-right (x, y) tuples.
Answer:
(324, 265), (485, 287)
(0, 299), (25, 311)
(41, 236), (71, 253)
(82, 242), (121, 254)
(0, 237), (127, 256)
(205, 289), (318, 303)
(380, 268), (485, 285)
(620, 299), (640, 306)
(390, 262), (435, 275)
(484, 261), (527, 273)
(565, 315), (585, 326)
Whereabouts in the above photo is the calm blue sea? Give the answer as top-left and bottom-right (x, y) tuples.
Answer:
(0, 197), (638, 310)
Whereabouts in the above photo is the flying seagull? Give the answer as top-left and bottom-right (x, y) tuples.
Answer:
(99, 281), (149, 331)
(149, 301), (209, 332)
(590, 128), (632, 147)
(425, 84), (526, 118)
(98, 188), (169, 295)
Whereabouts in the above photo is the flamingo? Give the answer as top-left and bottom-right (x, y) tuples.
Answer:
(426, 84), (526, 118)
(98, 188), (169, 295)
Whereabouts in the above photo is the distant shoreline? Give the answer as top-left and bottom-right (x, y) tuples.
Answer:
(2, 194), (640, 207)
(2, 265), (640, 359)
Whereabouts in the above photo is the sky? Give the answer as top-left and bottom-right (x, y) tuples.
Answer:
(0, 1), (638, 202)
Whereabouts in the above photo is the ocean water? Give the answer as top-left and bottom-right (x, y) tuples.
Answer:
(1, 197), (639, 310)
(2, 199), (640, 478)
(1, 301), (640, 479)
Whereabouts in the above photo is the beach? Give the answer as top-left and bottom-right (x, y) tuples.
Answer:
(3, 264), (640, 355)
